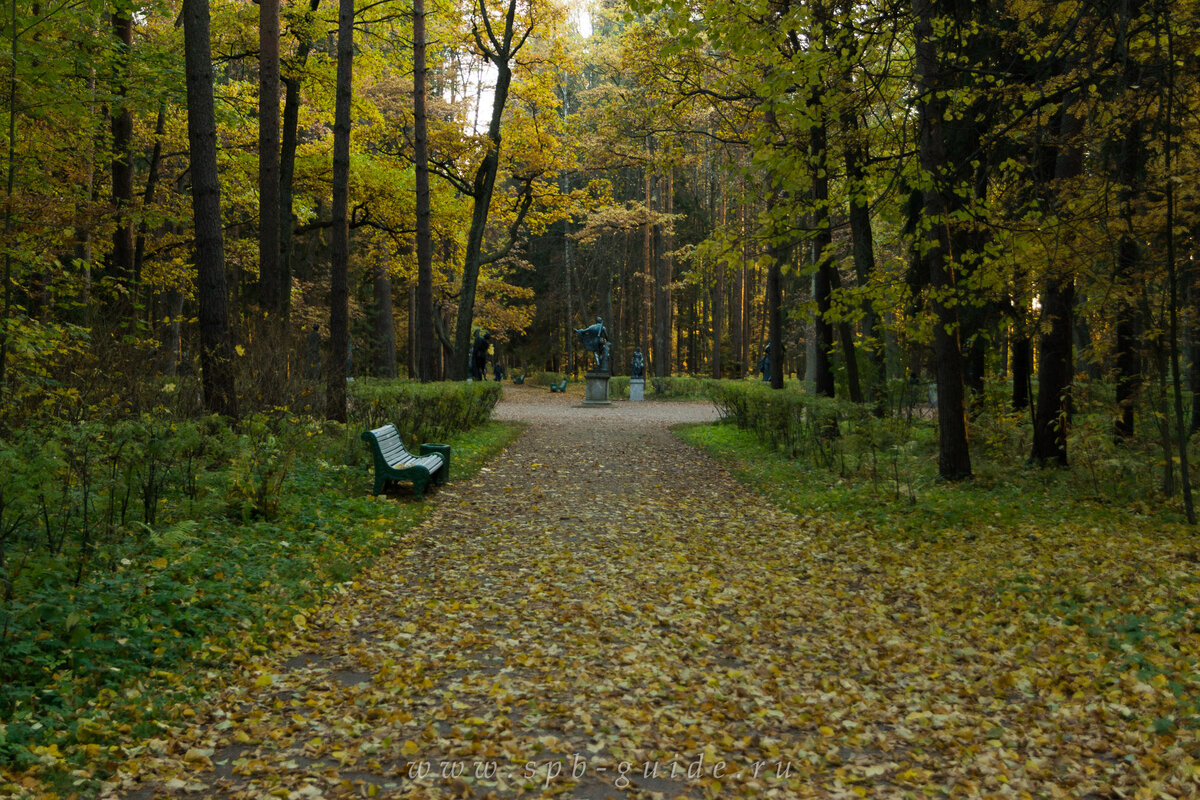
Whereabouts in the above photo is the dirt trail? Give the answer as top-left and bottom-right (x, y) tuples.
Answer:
(98, 386), (1178, 798)
(105, 388), (820, 800)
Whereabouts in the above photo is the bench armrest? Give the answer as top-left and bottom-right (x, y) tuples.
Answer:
(420, 443), (451, 483)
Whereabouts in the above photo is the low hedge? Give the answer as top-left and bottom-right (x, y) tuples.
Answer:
(348, 379), (502, 445)
(529, 371), (568, 387)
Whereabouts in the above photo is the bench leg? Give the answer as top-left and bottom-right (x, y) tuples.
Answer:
(372, 473), (387, 496)
(412, 474), (430, 498)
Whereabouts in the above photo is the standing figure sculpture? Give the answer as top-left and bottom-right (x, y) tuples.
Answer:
(470, 331), (491, 381)
(758, 342), (771, 382)
(575, 316), (611, 373)
(631, 347), (645, 379)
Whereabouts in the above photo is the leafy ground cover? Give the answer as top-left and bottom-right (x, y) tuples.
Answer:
(17, 389), (1195, 799)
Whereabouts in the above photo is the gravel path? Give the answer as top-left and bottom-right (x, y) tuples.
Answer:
(491, 383), (722, 427)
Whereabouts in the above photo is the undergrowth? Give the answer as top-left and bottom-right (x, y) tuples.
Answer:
(0, 382), (522, 788)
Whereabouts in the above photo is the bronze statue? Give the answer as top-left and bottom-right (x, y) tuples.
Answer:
(575, 317), (611, 372)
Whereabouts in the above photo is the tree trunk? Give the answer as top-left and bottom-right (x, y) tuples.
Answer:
(413, 0), (436, 381)
(182, 0), (237, 418)
(654, 168), (673, 377)
(258, 0), (282, 313)
(1029, 101), (1081, 467)
(109, 7), (135, 312)
(845, 134), (882, 402)
(371, 263), (396, 378)
(711, 180), (724, 379)
(766, 228), (784, 391)
(731, 185), (744, 378)
(914, 0), (970, 480)
(279, 0), (320, 318)
(1011, 332), (1032, 411)
(134, 104), (166, 292)
(325, 0), (353, 421)
(451, 0), (529, 380)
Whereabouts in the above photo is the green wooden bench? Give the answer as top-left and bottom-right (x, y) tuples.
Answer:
(549, 379), (568, 392)
(512, 374), (525, 385)
(360, 423), (451, 498)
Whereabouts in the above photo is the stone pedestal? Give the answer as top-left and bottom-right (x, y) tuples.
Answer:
(583, 372), (611, 405)
(629, 378), (645, 402)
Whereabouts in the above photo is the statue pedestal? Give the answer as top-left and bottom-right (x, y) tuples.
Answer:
(583, 372), (611, 405)
(629, 378), (645, 402)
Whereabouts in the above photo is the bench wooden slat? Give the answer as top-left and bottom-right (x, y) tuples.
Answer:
(360, 423), (451, 498)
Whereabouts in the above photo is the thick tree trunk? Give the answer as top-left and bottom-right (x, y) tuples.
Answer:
(1011, 333), (1032, 411)
(914, 0), (970, 480)
(182, 0), (237, 418)
(258, 0), (282, 313)
(1029, 106), (1083, 463)
(413, 0), (436, 381)
(325, 0), (353, 421)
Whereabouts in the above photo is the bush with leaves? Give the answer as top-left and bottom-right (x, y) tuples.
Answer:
(348, 379), (501, 445)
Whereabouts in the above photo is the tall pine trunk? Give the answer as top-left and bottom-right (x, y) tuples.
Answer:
(413, 0), (436, 381)
(182, 0), (237, 418)
(325, 0), (353, 421)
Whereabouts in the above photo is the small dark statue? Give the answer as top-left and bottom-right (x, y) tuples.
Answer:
(470, 331), (492, 381)
(758, 342), (771, 382)
(631, 347), (645, 379)
(575, 316), (611, 373)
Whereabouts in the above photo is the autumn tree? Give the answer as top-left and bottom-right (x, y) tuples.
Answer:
(450, 0), (541, 380)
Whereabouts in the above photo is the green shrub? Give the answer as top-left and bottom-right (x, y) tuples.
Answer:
(647, 375), (713, 399)
(347, 379), (501, 445)
(530, 371), (568, 387)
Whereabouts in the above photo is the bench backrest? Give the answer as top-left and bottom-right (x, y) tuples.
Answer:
(362, 423), (414, 468)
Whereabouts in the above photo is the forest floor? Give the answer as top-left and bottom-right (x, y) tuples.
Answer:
(89, 384), (1199, 799)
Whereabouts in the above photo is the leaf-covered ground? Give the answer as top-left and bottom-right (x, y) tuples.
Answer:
(70, 388), (1200, 797)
